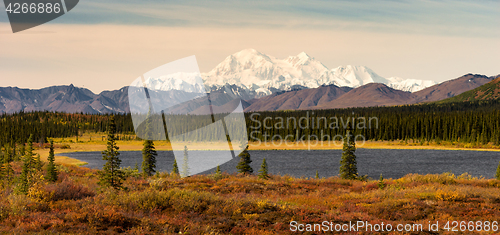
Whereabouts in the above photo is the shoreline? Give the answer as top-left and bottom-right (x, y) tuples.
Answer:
(36, 139), (500, 167)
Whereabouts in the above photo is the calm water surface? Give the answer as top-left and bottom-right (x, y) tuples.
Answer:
(58, 149), (500, 179)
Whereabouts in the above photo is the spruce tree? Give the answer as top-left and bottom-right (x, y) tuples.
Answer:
(3, 144), (12, 163)
(45, 140), (58, 182)
(236, 144), (253, 174)
(0, 146), (9, 182)
(496, 161), (500, 180)
(378, 174), (385, 189)
(215, 165), (222, 175)
(2, 156), (14, 184)
(34, 154), (42, 171)
(17, 135), (34, 194)
(315, 170), (319, 179)
(12, 143), (18, 161)
(141, 140), (157, 177)
(339, 129), (358, 180)
(213, 165), (222, 180)
(172, 159), (179, 175)
(141, 114), (157, 177)
(0, 152), (4, 179)
(494, 131), (499, 146)
(99, 116), (124, 189)
(18, 143), (24, 161)
(258, 158), (269, 179)
(181, 146), (190, 177)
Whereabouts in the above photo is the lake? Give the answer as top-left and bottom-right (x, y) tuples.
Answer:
(58, 149), (500, 179)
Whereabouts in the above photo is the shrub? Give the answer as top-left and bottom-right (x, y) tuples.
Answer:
(434, 186), (480, 202)
(457, 172), (476, 180)
(27, 175), (52, 202)
(8, 194), (49, 214)
(435, 189), (465, 202)
(211, 165), (224, 181)
(46, 179), (94, 201)
(0, 204), (9, 222)
(60, 144), (71, 149)
(121, 166), (141, 178)
(400, 173), (456, 185)
(76, 204), (139, 232)
(148, 178), (167, 190)
(169, 189), (221, 213)
(109, 188), (222, 214)
(8, 194), (29, 215)
(378, 174), (385, 189)
(117, 190), (171, 212)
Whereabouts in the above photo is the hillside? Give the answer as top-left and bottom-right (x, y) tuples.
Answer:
(412, 74), (494, 103)
(245, 74), (496, 111)
(314, 83), (415, 109)
(438, 75), (500, 103)
(244, 85), (352, 112)
(0, 85), (129, 114)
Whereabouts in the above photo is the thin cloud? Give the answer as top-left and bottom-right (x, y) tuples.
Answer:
(1, 0), (496, 37)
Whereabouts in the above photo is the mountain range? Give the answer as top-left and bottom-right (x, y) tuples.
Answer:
(138, 49), (436, 98)
(0, 85), (129, 114)
(1, 49), (497, 114)
(245, 74), (497, 111)
(201, 49), (436, 95)
(0, 74), (496, 114)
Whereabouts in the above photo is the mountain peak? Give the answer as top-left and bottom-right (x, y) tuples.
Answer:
(224, 48), (273, 66)
(335, 65), (367, 72)
(238, 48), (258, 54)
(288, 51), (314, 66)
(233, 48), (266, 59)
(203, 50), (437, 94)
(297, 52), (310, 59)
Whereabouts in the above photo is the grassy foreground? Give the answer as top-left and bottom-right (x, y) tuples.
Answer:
(0, 161), (499, 234)
(4, 134), (499, 234)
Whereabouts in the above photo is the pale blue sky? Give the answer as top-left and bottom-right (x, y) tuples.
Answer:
(0, 0), (498, 92)
(2, 0), (497, 36)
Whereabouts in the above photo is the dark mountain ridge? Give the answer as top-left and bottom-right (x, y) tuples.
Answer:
(246, 73), (497, 111)
(0, 84), (128, 114)
(438, 75), (500, 103)
(0, 73), (497, 114)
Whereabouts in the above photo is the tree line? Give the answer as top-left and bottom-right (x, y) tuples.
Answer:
(1, 99), (500, 148)
(0, 112), (135, 146)
(245, 100), (500, 145)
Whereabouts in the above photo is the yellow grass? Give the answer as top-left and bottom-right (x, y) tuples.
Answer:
(248, 140), (500, 151)
(34, 148), (88, 166)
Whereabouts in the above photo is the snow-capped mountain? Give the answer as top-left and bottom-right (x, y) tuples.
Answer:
(139, 49), (435, 97)
(329, 65), (392, 87)
(202, 49), (333, 95)
(387, 78), (437, 93)
(202, 49), (436, 94)
(142, 72), (205, 93)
